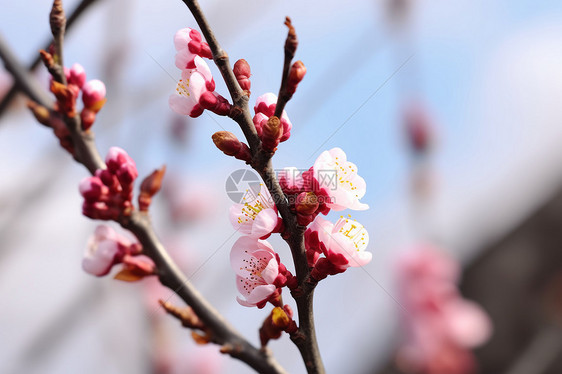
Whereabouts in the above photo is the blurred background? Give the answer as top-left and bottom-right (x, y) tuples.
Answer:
(1, 0), (562, 373)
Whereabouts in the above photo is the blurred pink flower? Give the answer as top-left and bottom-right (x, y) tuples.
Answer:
(229, 184), (279, 238)
(313, 147), (368, 211)
(396, 246), (492, 374)
(230, 236), (284, 308)
(82, 225), (136, 276)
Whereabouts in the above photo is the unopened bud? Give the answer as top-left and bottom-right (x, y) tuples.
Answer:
(295, 191), (319, 215)
(39, 50), (54, 69)
(259, 307), (292, 347)
(50, 80), (76, 117)
(283, 17), (298, 56)
(80, 108), (96, 131)
(287, 60), (306, 95)
(261, 116), (283, 152)
(199, 91), (231, 116)
(49, 0), (66, 38)
(138, 165), (166, 212)
(233, 59), (251, 92)
(212, 131), (251, 162)
(27, 101), (51, 126)
(82, 79), (107, 112)
(68, 63), (86, 88)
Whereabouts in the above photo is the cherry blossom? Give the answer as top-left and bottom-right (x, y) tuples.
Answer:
(306, 215), (371, 271)
(313, 147), (368, 211)
(230, 236), (286, 308)
(253, 93), (292, 142)
(229, 184), (279, 238)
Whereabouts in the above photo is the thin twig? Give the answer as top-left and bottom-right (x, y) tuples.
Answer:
(0, 35), (52, 108)
(179, 1), (325, 373)
(0, 0), (100, 116)
(274, 17), (298, 118)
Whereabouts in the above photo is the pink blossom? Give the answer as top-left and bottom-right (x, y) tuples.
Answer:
(174, 27), (212, 70)
(82, 79), (106, 111)
(396, 247), (492, 374)
(230, 236), (284, 308)
(169, 59), (215, 118)
(229, 184), (279, 238)
(306, 215), (371, 271)
(313, 147), (368, 211)
(82, 225), (133, 276)
(253, 93), (292, 142)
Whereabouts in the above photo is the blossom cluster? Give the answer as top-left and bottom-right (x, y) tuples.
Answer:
(227, 147), (372, 307)
(79, 147), (138, 220)
(395, 247), (492, 374)
(29, 60), (107, 155)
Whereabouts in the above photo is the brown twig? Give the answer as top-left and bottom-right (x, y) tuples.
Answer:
(180, 1), (325, 373)
(0, 0), (101, 116)
(274, 17), (298, 119)
(0, 35), (52, 108)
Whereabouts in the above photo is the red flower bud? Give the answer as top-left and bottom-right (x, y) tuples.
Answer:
(82, 79), (107, 113)
(233, 59), (251, 92)
(80, 108), (96, 131)
(212, 131), (251, 162)
(287, 60), (306, 95)
(138, 165), (166, 212)
(261, 116), (283, 152)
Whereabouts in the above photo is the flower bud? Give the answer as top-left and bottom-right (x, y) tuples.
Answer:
(295, 191), (319, 215)
(68, 63), (86, 88)
(139, 165), (167, 212)
(82, 79), (107, 112)
(233, 59), (251, 92)
(49, 0), (66, 38)
(259, 307), (292, 347)
(287, 60), (306, 95)
(199, 91), (231, 116)
(27, 100), (51, 126)
(39, 50), (55, 70)
(50, 80), (76, 117)
(79, 176), (109, 202)
(404, 102), (433, 155)
(261, 116), (283, 151)
(212, 131), (251, 162)
(80, 108), (96, 131)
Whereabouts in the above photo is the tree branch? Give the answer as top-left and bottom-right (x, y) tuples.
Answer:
(179, 1), (325, 372)
(4, 1), (288, 372)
